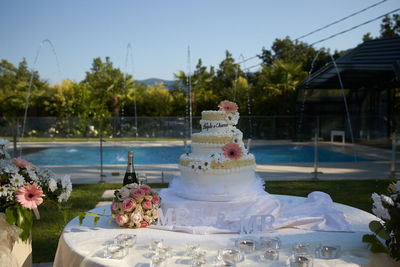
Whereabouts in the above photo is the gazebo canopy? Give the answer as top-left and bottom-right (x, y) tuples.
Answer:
(297, 36), (400, 90)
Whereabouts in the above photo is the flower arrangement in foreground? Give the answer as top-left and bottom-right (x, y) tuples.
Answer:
(0, 138), (72, 242)
(111, 183), (161, 228)
(363, 181), (400, 262)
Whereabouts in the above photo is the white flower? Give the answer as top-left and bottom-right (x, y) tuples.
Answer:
(26, 165), (38, 182)
(202, 159), (211, 171)
(4, 164), (18, 174)
(130, 212), (143, 224)
(372, 193), (391, 220)
(48, 178), (58, 192)
(381, 195), (394, 206)
(209, 152), (225, 164)
(57, 191), (71, 203)
(119, 187), (131, 200)
(225, 112), (239, 125)
(61, 175), (72, 189)
(0, 185), (9, 197)
(10, 173), (25, 187)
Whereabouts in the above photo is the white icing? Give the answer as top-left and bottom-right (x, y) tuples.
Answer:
(177, 105), (257, 200)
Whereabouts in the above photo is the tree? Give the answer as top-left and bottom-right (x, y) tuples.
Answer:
(259, 37), (340, 73)
(380, 14), (400, 37)
(83, 57), (127, 136)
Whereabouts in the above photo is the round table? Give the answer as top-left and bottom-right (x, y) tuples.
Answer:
(53, 195), (393, 267)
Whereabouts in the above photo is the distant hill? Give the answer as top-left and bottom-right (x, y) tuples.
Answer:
(137, 78), (176, 90)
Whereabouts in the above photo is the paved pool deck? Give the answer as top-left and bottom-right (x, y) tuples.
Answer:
(18, 140), (400, 184)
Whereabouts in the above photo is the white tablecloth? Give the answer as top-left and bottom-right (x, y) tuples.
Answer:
(53, 195), (396, 267)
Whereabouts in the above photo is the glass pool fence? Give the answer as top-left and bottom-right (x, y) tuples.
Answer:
(0, 116), (399, 182)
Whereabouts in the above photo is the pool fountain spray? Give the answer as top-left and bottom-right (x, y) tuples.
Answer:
(20, 39), (64, 157)
(187, 46), (193, 139)
(124, 43), (138, 137)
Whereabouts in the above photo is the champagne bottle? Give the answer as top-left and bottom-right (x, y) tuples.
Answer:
(123, 151), (138, 185)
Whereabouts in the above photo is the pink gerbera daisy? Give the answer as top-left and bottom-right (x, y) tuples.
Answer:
(222, 143), (242, 160)
(218, 100), (238, 114)
(16, 183), (45, 210)
(12, 157), (35, 170)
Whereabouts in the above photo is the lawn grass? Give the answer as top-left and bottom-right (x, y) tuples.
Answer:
(32, 179), (396, 263)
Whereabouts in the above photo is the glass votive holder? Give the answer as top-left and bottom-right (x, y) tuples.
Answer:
(293, 242), (311, 254)
(260, 236), (281, 250)
(104, 243), (128, 259)
(261, 248), (279, 261)
(192, 250), (207, 260)
(316, 244), (340, 259)
(115, 234), (137, 247)
(235, 239), (256, 254)
(288, 253), (313, 267)
(156, 246), (173, 258)
(185, 243), (200, 256)
(150, 255), (166, 267)
(214, 259), (236, 267)
(149, 239), (164, 251)
(219, 248), (243, 263)
(191, 258), (206, 267)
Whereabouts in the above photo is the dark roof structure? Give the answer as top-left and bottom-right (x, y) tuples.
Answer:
(297, 36), (400, 90)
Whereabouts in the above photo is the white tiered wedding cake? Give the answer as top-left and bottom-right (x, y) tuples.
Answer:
(168, 100), (264, 201)
(158, 100), (351, 234)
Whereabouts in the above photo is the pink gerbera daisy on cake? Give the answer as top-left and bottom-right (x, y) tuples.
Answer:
(218, 100), (238, 114)
(222, 143), (242, 160)
(16, 183), (45, 210)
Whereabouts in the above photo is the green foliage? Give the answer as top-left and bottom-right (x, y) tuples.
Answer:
(5, 205), (33, 242)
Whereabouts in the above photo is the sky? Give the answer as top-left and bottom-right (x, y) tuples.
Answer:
(0, 0), (399, 84)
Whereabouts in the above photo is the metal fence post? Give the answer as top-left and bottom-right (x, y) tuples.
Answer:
(98, 134), (106, 183)
(311, 117), (322, 180)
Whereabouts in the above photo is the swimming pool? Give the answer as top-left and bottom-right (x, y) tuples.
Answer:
(23, 145), (369, 166)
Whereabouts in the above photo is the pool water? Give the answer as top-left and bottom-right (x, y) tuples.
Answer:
(23, 145), (369, 166)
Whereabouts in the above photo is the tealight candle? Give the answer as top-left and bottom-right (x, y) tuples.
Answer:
(317, 245), (340, 259)
(263, 249), (279, 261)
(185, 243), (200, 256)
(236, 239), (256, 253)
(291, 255), (310, 267)
(221, 249), (242, 262)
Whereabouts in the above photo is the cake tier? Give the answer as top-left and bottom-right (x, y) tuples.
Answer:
(167, 167), (259, 201)
(180, 153), (255, 171)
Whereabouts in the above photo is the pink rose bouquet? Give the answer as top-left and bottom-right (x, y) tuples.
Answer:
(111, 183), (161, 229)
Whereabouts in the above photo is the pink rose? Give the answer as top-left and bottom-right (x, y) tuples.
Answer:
(122, 198), (136, 212)
(111, 202), (119, 214)
(130, 211), (143, 224)
(131, 189), (145, 200)
(140, 185), (152, 194)
(140, 221), (149, 228)
(151, 194), (160, 204)
(142, 200), (152, 210)
(115, 214), (129, 226)
(13, 157), (35, 169)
